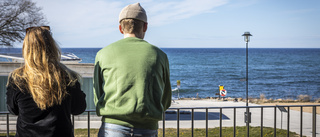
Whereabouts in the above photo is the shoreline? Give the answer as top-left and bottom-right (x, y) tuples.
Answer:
(175, 97), (320, 114)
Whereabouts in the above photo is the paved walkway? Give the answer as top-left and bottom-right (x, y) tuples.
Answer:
(1, 99), (319, 137)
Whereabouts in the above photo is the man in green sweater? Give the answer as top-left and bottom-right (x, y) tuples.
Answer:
(93, 3), (172, 137)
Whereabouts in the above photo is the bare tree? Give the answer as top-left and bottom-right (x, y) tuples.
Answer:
(0, 0), (48, 47)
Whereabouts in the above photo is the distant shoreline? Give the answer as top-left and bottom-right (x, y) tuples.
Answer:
(178, 96), (320, 103)
(175, 97), (320, 114)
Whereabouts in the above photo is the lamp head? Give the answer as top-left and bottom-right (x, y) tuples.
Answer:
(242, 32), (252, 42)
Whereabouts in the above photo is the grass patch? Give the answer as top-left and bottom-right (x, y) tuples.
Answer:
(74, 129), (99, 137)
(0, 126), (304, 137)
(0, 133), (15, 137)
(158, 126), (304, 137)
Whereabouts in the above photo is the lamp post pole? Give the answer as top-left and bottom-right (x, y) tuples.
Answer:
(246, 40), (249, 107)
(242, 32), (252, 106)
(242, 32), (252, 137)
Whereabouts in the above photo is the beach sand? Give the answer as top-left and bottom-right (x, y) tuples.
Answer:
(259, 102), (320, 114)
(177, 98), (320, 114)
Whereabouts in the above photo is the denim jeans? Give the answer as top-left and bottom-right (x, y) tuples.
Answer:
(98, 122), (158, 137)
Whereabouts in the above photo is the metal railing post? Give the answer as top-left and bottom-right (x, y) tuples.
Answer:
(287, 107), (290, 137)
(7, 113), (9, 137)
(206, 108), (208, 137)
(72, 115), (75, 132)
(300, 106), (303, 137)
(274, 107), (277, 137)
(88, 111), (90, 137)
(191, 108), (194, 137)
(177, 109), (180, 137)
(261, 107), (263, 137)
(163, 112), (165, 137)
(312, 106), (316, 137)
(220, 108), (222, 137)
(233, 108), (236, 137)
(246, 107), (250, 137)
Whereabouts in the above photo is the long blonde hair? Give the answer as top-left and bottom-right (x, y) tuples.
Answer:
(9, 26), (80, 110)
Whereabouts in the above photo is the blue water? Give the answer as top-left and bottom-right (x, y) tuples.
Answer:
(1, 48), (320, 100)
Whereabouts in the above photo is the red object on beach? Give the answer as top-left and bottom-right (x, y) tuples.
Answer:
(220, 89), (227, 97)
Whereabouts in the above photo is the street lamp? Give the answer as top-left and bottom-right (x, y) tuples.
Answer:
(242, 31), (252, 136)
(242, 31), (252, 107)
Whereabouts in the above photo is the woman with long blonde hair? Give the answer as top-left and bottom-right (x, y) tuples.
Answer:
(6, 26), (86, 137)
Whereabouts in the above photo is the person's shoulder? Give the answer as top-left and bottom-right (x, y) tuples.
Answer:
(7, 74), (26, 94)
(140, 39), (159, 49)
(139, 39), (166, 56)
(97, 39), (124, 55)
(150, 44), (167, 56)
(7, 68), (26, 86)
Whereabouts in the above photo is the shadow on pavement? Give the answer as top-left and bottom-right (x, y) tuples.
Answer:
(165, 111), (229, 121)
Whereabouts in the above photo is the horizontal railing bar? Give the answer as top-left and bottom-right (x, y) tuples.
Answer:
(84, 109), (96, 112)
(168, 105), (320, 110)
(1, 105), (319, 114)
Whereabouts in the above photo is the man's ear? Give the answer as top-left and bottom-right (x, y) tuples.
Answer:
(119, 25), (124, 34)
(143, 23), (148, 32)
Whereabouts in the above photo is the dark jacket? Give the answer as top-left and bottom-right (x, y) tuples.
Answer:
(6, 77), (86, 137)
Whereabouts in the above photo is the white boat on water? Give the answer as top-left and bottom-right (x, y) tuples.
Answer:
(0, 52), (82, 64)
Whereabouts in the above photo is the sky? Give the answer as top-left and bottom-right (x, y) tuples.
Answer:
(27, 0), (320, 48)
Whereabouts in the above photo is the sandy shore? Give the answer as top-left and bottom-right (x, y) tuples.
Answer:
(178, 97), (320, 114)
(259, 102), (320, 114)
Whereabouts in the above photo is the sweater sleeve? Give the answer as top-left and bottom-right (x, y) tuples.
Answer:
(93, 53), (105, 110)
(162, 55), (172, 110)
(70, 80), (87, 115)
(6, 78), (19, 115)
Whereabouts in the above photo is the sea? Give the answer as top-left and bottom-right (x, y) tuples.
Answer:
(1, 48), (320, 100)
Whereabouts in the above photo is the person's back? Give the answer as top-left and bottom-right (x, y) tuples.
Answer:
(94, 3), (172, 137)
(7, 77), (85, 136)
(6, 26), (87, 137)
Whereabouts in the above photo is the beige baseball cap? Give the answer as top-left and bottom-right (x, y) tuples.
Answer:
(119, 3), (147, 23)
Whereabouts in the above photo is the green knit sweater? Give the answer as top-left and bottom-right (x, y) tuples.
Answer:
(93, 37), (172, 130)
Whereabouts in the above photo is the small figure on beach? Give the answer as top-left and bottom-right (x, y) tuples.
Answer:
(93, 3), (172, 137)
(6, 26), (87, 137)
